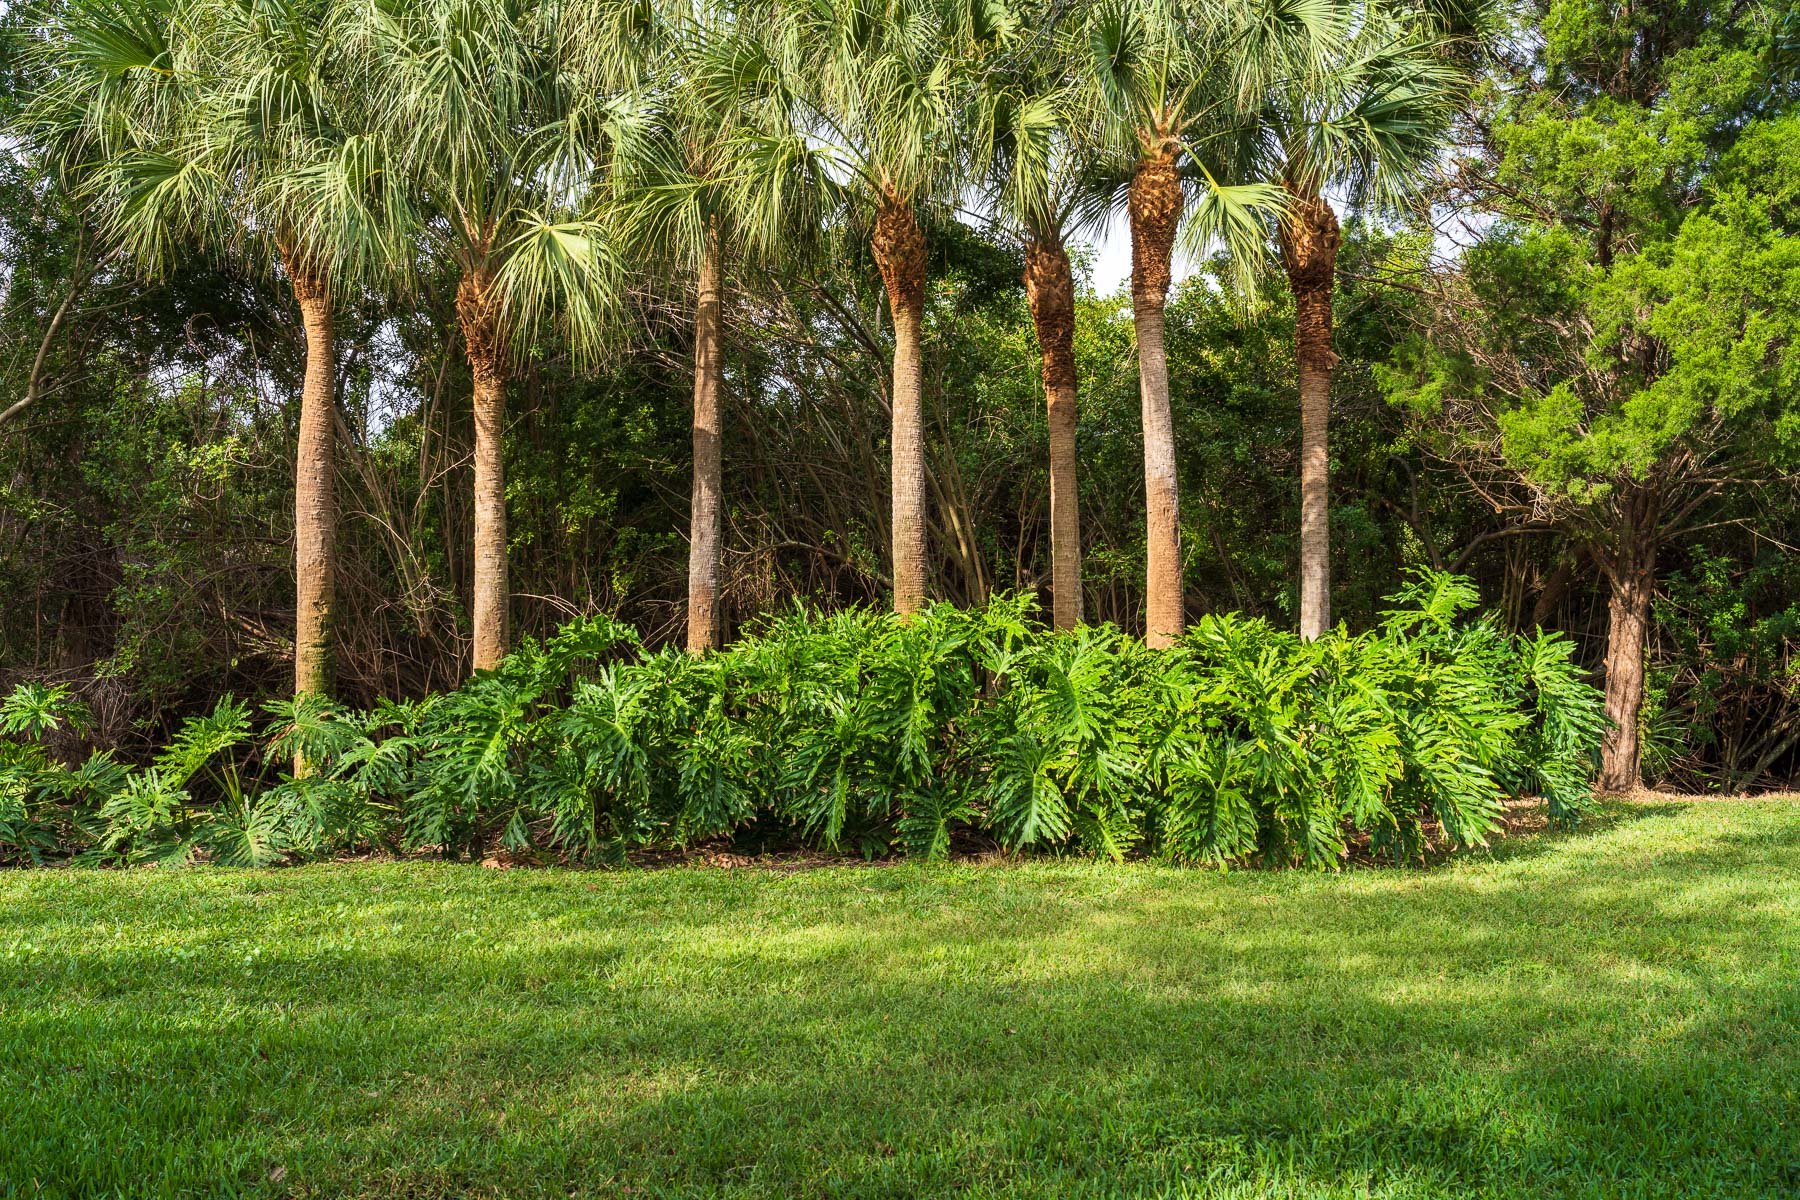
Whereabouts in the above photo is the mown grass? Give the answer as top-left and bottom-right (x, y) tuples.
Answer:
(4, 799), (1798, 1199)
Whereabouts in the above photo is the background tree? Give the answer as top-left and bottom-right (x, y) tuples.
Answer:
(352, 0), (624, 670)
(1380, 0), (1800, 789)
(6, 0), (1800, 797)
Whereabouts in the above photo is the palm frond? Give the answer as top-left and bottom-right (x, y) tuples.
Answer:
(490, 211), (623, 364)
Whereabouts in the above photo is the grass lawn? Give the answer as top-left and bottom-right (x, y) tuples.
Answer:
(4, 800), (1799, 1199)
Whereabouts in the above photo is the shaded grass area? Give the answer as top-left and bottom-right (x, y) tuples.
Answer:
(5, 800), (1799, 1198)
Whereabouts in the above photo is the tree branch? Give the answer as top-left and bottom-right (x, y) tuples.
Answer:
(0, 240), (96, 435)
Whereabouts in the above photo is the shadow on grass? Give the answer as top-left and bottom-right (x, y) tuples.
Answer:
(1461, 797), (1691, 867)
(3, 803), (1798, 1198)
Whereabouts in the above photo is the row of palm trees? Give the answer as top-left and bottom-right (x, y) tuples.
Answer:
(33, 0), (1479, 700)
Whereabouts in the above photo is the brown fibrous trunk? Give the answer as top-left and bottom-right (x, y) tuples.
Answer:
(1278, 189), (1341, 642)
(457, 267), (509, 672)
(1129, 151), (1184, 648)
(687, 222), (724, 654)
(1598, 525), (1657, 793)
(1024, 235), (1082, 631)
(872, 197), (930, 617)
(289, 265), (336, 703)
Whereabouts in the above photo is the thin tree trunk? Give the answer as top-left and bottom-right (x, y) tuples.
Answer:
(687, 222), (724, 653)
(458, 269), (508, 671)
(873, 198), (929, 616)
(291, 272), (337, 701)
(1279, 191), (1341, 641)
(1599, 531), (1657, 793)
(1129, 152), (1184, 647)
(1024, 235), (1082, 631)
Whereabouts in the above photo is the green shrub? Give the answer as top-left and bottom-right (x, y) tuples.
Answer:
(0, 684), (122, 863)
(0, 574), (1604, 868)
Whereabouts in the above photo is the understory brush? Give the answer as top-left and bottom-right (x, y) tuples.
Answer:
(0, 573), (1604, 868)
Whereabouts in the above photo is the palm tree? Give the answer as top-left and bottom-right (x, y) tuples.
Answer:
(586, 0), (834, 653)
(1244, 3), (1459, 638)
(1077, 0), (1293, 647)
(349, 0), (628, 671)
(752, 0), (1007, 616)
(978, 27), (1108, 631)
(35, 0), (406, 706)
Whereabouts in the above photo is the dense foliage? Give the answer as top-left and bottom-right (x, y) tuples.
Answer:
(1, 574), (1603, 868)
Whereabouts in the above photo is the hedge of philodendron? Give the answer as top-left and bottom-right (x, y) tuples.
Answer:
(0, 574), (1606, 869)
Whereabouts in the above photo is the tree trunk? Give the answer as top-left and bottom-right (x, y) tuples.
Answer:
(1278, 190), (1341, 641)
(290, 271), (337, 701)
(1023, 235), (1081, 631)
(1531, 547), (1581, 628)
(1598, 532), (1657, 793)
(457, 269), (508, 672)
(873, 198), (929, 616)
(1129, 152), (1184, 647)
(687, 222), (724, 653)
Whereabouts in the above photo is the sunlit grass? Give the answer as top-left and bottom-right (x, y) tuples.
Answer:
(5, 799), (1799, 1198)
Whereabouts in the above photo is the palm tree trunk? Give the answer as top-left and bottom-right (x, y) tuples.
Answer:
(873, 198), (929, 616)
(1598, 513), (1658, 793)
(1023, 235), (1081, 630)
(1278, 191), (1342, 641)
(290, 271), (336, 702)
(687, 221), (725, 654)
(457, 269), (508, 671)
(1129, 153), (1184, 648)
